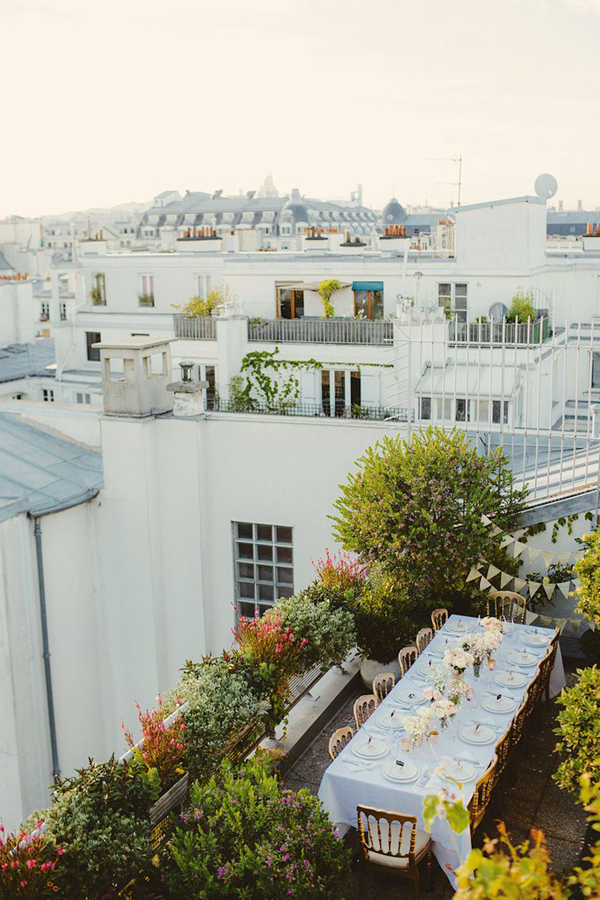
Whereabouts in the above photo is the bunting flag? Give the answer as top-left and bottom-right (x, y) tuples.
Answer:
(513, 541), (526, 558)
(466, 566), (482, 583)
(525, 610), (538, 625)
(528, 547), (541, 561)
(491, 525), (503, 537)
(543, 583), (556, 600)
(542, 550), (555, 569)
(556, 618), (568, 634)
(487, 564), (500, 580)
(514, 577), (527, 592)
(500, 534), (514, 549)
(539, 615), (553, 627)
(558, 552), (572, 566)
(479, 576), (491, 591)
(512, 529), (526, 541)
(557, 581), (573, 599)
(570, 618), (582, 635)
(500, 571), (513, 588)
(528, 581), (542, 597)
(480, 514), (492, 526)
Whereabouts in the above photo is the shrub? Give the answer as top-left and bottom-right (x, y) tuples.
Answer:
(553, 665), (600, 796)
(574, 530), (600, 627)
(174, 285), (234, 318)
(274, 594), (356, 671)
(331, 427), (527, 608)
(164, 758), (350, 899)
(0, 823), (63, 899)
(122, 697), (187, 790)
(351, 565), (422, 662)
(317, 279), (342, 318)
(506, 288), (536, 323)
(313, 549), (367, 595)
(43, 756), (160, 899)
(162, 658), (266, 782)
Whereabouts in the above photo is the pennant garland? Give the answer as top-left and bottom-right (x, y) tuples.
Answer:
(466, 566), (482, 583)
(486, 564), (500, 580)
(500, 571), (513, 588)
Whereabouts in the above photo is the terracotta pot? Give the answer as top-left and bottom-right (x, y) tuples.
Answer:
(360, 656), (401, 690)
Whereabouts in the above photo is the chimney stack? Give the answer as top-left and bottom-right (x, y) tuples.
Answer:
(95, 337), (174, 417)
(558, 200), (564, 212)
(167, 361), (208, 417)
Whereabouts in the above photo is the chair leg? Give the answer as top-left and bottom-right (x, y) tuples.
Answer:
(413, 868), (420, 900)
(358, 860), (366, 900)
(426, 847), (433, 890)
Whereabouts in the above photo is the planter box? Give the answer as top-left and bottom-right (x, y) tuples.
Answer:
(149, 772), (190, 825)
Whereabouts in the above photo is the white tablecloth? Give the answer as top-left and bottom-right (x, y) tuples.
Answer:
(318, 614), (566, 886)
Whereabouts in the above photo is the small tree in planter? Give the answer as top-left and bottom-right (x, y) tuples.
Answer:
(172, 285), (234, 318)
(553, 665), (600, 797)
(331, 427), (527, 612)
(506, 288), (536, 324)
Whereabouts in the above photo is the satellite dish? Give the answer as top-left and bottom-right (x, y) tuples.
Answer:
(489, 302), (508, 322)
(534, 173), (558, 201)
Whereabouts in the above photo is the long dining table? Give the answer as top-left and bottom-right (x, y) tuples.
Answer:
(318, 614), (566, 886)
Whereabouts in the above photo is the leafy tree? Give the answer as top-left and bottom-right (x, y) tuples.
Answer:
(506, 288), (536, 323)
(553, 665), (600, 796)
(174, 284), (234, 317)
(330, 427), (527, 609)
(574, 530), (600, 627)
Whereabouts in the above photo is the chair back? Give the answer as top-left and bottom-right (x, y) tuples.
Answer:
(468, 755), (498, 834)
(538, 627), (560, 701)
(353, 694), (377, 730)
(509, 690), (530, 750)
(373, 672), (396, 705)
(416, 627), (433, 654)
(493, 727), (511, 782)
(398, 646), (418, 676)
(357, 806), (419, 868)
(487, 591), (526, 623)
(431, 608), (448, 631)
(328, 726), (353, 760)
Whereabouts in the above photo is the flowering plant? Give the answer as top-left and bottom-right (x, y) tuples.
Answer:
(431, 697), (458, 724)
(403, 714), (431, 743)
(122, 696), (187, 789)
(423, 686), (443, 703)
(424, 662), (449, 693)
(165, 758), (350, 899)
(481, 627), (502, 655)
(447, 675), (473, 706)
(0, 823), (63, 898)
(233, 609), (309, 681)
(312, 548), (367, 594)
(444, 644), (474, 674)
(481, 616), (503, 632)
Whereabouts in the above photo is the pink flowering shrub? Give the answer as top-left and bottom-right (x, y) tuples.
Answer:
(233, 609), (310, 683)
(313, 549), (367, 593)
(0, 824), (63, 898)
(122, 696), (187, 789)
(165, 758), (349, 899)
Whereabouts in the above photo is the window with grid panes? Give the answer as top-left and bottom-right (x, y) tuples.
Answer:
(233, 522), (294, 619)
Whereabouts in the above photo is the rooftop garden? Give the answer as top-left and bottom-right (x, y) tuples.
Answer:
(2, 427), (600, 898)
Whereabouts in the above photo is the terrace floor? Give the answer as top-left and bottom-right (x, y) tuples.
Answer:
(283, 665), (586, 899)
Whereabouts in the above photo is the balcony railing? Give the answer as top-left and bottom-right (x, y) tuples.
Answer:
(248, 318), (394, 345)
(173, 314), (217, 340)
(448, 317), (550, 345)
(209, 399), (411, 421)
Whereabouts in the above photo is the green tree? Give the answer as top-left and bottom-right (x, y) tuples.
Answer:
(173, 284), (235, 317)
(506, 288), (536, 323)
(553, 665), (600, 796)
(330, 427), (528, 609)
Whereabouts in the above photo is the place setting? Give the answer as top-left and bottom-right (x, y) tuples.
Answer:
(442, 618), (470, 637)
(458, 721), (497, 745)
(482, 692), (517, 714)
(381, 757), (420, 784)
(495, 669), (528, 688)
(506, 648), (540, 668)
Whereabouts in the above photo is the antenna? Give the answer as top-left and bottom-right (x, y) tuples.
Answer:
(427, 155), (463, 206)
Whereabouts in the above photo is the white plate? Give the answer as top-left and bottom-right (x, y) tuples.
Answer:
(522, 633), (550, 648)
(444, 622), (469, 636)
(382, 759), (419, 783)
(376, 710), (406, 730)
(495, 670), (527, 688)
(507, 650), (538, 667)
(353, 738), (388, 760)
(394, 686), (424, 705)
(459, 725), (496, 745)
(439, 760), (477, 782)
(418, 660), (438, 677)
(482, 696), (517, 714)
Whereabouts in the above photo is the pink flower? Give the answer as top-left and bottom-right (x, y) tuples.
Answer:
(26, 859), (36, 870)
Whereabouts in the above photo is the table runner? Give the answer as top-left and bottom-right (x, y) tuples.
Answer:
(318, 614), (566, 886)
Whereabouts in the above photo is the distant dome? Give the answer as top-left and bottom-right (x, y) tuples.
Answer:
(281, 194), (309, 225)
(382, 197), (407, 225)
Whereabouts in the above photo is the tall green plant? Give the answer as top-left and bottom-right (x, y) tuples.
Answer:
(317, 279), (342, 318)
(553, 665), (600, 796)
(173, 284), (234, 317)
(573, 530), (600, 627)
(506, 288), (536, 323)
(331, 427), (527, 608)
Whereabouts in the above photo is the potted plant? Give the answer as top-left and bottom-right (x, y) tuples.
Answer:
(138, 293), (155, 307)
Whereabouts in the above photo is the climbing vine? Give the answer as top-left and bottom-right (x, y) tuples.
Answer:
(318, 279), (342, 318)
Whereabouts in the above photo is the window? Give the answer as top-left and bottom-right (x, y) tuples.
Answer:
(42, 389), (54, 402)
(455, 398), (470, 422)
(233, 522), (293, 619)
(419, 396), (431, 420)
(91, 273), (106, 306)
(139, 274), (155, 307)
(438, 283), (468, 322)
(492, 400), (509, 424)
(86, 331), (101, 362)
(76, 393), (91, 404)
(276, 285), (304, 319)
(353, 289), (383, 319)
(198, 364), (216, 408)
(592, 353), (600, 390)
(40, 302), (49, 321)
(59, 302), (67, 321)
(196, 274), (211, 299)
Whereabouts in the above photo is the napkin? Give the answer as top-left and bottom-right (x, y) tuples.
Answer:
(344, 760), (374, 772)
(454, 749), (478, 764)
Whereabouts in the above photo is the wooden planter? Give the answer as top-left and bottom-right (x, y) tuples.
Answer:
(149, 772), (189, 826)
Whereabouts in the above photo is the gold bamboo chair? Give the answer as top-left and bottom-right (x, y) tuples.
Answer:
(509, 690), (531, 753)
(398, 646), (418, 677)
(416, 627), (433, 655)
(538, 627), (560, 703)
(468, 755), (498, 836)
(487, 591), (526, 624)
(431, 608), (448, 632)
(353, 694), (377, 730)
(328, 726), (353, 761)
(373, 672), (396, 706)
(357, 806), (432, 900)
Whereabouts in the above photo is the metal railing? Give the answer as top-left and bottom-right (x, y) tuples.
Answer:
(448, 317), (550, 345)
(173, 314), (217, 340)
(208, 399), (410, 421)
(248, 318), (394, 345)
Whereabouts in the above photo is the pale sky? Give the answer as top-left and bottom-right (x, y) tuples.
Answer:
(1, 0), (599, 218)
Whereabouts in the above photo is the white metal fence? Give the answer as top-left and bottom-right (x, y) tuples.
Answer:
(247, 318), (394, 345)
(386, 312), (600, 503)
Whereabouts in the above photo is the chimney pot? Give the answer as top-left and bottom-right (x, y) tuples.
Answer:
(180, 361), (195, 382)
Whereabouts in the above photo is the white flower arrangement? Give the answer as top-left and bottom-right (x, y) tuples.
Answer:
(424, 663), (449, 693)
(423, 686), (443, 703)
(431, 697), (458, 722)
(403, 714), (430, 742)
(481, 616), (503, 631)
(447, 675), (473, 706)
(443, 644), (474, 673)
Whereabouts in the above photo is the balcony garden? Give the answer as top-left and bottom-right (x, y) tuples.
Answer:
(3, 428), (600, 898)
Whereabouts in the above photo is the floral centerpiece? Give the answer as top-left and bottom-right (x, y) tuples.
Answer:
(431, 697), (458, 728)
(404, 707), (435, 745)
(447, 675), (473, 706)
(444, 644), (474, 676)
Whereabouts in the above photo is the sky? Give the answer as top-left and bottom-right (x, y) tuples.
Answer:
(1, 0), (599, 218)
